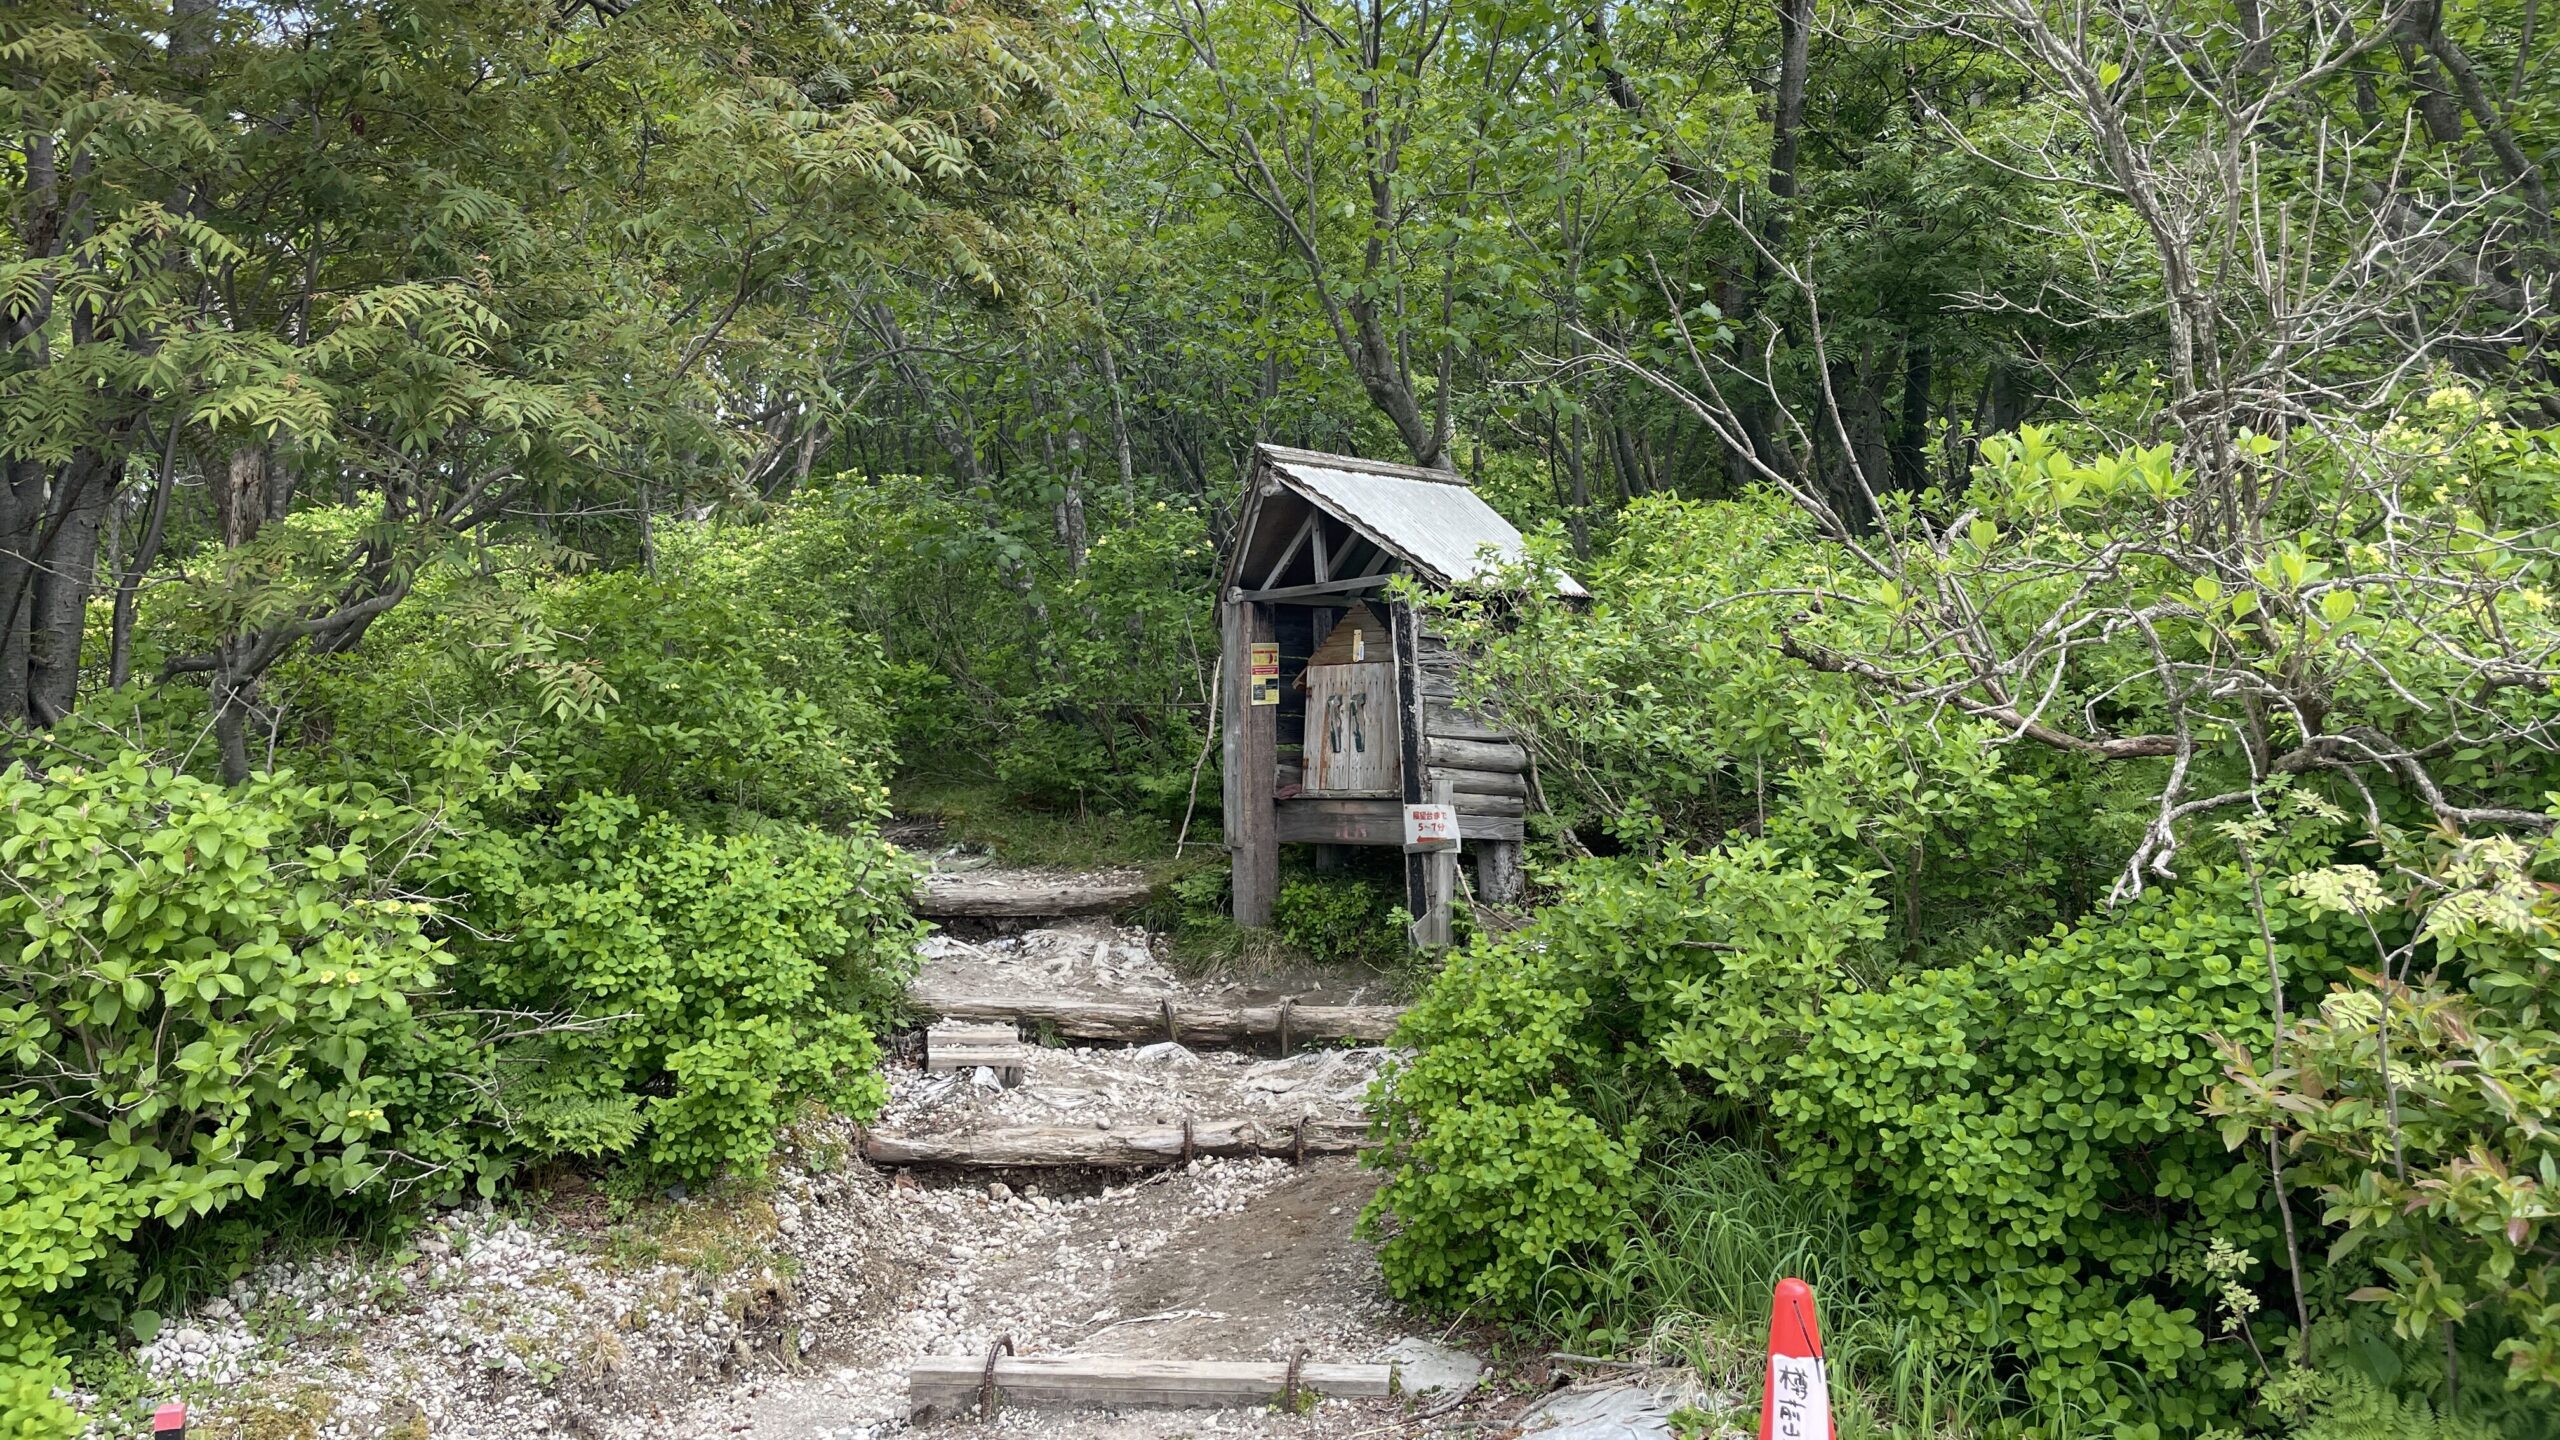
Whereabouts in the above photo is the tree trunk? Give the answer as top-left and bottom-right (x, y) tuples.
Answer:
(1892, 337), (1934, 492)
(26, 452), (110, 724)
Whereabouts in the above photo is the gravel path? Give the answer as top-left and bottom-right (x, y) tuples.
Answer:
(83, 920), (1494, 1440)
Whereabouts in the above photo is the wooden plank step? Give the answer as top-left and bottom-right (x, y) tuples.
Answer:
(909, 989), (1403, 1045)
(925, 1022), (1023, 1086)
(866, 1117), (1367, 1169)
(909, 1355), (1395, 1419)
(914, 871), (1153, 918)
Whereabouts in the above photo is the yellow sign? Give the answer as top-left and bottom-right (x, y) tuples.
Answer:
(1249, 642), (1281, 706)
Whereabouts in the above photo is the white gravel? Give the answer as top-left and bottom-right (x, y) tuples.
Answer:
(68, 918), (1480, 1440)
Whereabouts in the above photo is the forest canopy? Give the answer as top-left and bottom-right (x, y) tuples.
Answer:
(6, 0), (2560, 1436)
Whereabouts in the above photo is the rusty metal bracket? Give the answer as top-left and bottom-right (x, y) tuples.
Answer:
(1283, 1345), (1311, 1410)
(1277, 997), (1295, 1056)
(979, 1333), (1016, 1419)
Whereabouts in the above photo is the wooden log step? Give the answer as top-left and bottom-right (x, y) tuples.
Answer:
(909, 1355), (1396, 1419)
(913, 870), (1154, 918)
(925, 1022), (1024, 1085)
(1422, 736), (1529, 773)
(909, 988), (1403, 1044)
(866, 1117), (1369, 1168)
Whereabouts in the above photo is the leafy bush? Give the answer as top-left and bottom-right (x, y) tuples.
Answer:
(0, 1096), (140, 1440)
(439, 792), (917, 1178)
(0, 753), (452, 1435)
(1272, 867), (1405, 967)
(1369, 827), (2372, 1430)
(2217, 829), (2560, 1400)
(823, 475), (1218, 815)
(0, 754), (449, 1216)
(9, 498), (927, 1419)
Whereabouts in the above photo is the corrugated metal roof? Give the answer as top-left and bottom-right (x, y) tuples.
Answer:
(1258, 445), (1586, 597)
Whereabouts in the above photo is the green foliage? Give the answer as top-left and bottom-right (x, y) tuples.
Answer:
(2217, 829), (2560, 1397)
(0, 755), (448, 1214)
(2262, 1366), (2506, 1440)
(1272, 867), (1405, 968)
(0, 1096), (140, 1440)
(1371, 800), (2373, 1428)
(7, 496), (924, 1408)
(833, 476), (1219, 816)
(1436, 492), (2131, 966)
(440, 792), (916, 1178)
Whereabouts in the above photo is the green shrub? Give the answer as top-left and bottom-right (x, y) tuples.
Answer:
(438, 792), (919, 1178)
(0, 752), (457, 1431)
(0, 754), (449, 1216)
(1369, 839), (2364, 1431)
(0, 1096), (140, 1440)
(1272, 869), (1404, 966)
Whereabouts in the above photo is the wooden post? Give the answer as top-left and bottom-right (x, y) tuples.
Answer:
(1475, 839), (1525, 905)
(1228, 598), (1278, 928)
(1417, 774), (1456, 950)
(1392, 600), (1430, 924)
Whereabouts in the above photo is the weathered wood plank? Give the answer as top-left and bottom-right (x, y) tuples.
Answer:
(1427, 765), (1527, 799)
(908, 989), (1403, 1043)
(1421, 703), (1511, 742)
(1452, 794), (1526, 818)
(1234, 601), (1280, 927)
(1273, 801), (1522, 844)
(866, 1117), (1370, 1168)
(914, 872), (1153, 918)
(909, 1355), (1396, 1418)
(1423, 736), (1529, 773)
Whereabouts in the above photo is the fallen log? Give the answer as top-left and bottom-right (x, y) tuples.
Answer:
(913, 870), (1153, 918)
(908, 988), (1405, 1044)
(865, 1117), (1369, 1168)
(909, 1355), (1395, 1418)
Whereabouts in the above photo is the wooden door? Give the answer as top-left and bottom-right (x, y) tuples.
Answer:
(1303, 662), (1400, 795)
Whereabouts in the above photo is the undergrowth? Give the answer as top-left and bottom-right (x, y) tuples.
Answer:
(1534, 1141), (2022, 1438)
(892, 777), (1188, 871)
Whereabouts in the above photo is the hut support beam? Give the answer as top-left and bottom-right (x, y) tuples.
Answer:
(1223, 597), (1279, 928)
(1475, 840), (1524, 904)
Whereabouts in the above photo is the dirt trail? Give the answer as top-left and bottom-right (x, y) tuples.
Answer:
(97, 904), (1501, 1440)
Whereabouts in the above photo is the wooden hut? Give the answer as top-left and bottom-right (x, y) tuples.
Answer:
(1218, 444), (1583, 940)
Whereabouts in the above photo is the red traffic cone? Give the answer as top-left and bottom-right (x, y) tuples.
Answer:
(151, 1402), (187, 1439)
(1757, 1278), (1830, 1440)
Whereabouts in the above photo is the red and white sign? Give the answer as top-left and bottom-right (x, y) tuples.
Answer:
(1759, 1278), (1831, 1440)
(1402, 803), (1458, 851)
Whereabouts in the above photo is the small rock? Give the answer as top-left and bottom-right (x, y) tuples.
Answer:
(893, 1171), (919, 1190)
(988, 1182), (1014, 1204)
(1133, 1041), (1193, 1064)
(1376, 1337), (1485, 1399)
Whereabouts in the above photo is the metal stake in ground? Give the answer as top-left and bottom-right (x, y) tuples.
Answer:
(981, 1333), (1016, 1420)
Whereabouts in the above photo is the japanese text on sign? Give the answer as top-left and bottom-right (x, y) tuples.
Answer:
(1403, 803), (1458, 851)
(1767, 1355), (1831, 1440)
(1249, 642), (1281, 707)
